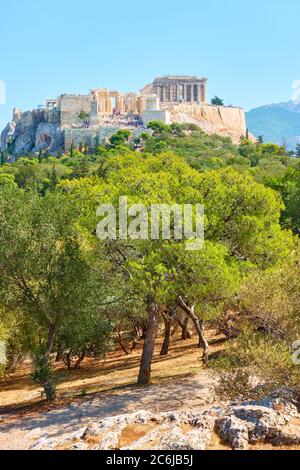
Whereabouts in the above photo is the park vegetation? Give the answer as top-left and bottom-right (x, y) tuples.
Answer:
(0, 122), (299, 401)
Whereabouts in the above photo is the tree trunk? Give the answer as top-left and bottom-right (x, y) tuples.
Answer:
(55, 343), (65, 362)
(73, 351), (86, 370)
(196, 319), (209, 364)
(138, 296), (159, 385)
(160, 319), (171, 356)
(140, 324), (148, 340)
(115, 329), (130, 355)
(177, 297), (209, 364)
(180, 315), (193, 340)
(6, 352), (23, 373)
(44, 322), (58, 359)
(64, 351), (72, 370)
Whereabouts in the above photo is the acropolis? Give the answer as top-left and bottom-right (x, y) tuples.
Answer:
(1, 76), (247, 157)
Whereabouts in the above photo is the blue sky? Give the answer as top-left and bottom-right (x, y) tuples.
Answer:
(1, 0), (300, 131)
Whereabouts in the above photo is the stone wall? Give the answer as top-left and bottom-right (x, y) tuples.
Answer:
(65, 126), (142, 151)
(59, 94), (92, 127)
(46, 109), (60, 125)
(141, 110), (171, 125)
(64, 128), (98, 151)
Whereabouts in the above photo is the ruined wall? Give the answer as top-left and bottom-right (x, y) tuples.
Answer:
(64, 126), (142, 151)
(64, 128), (98, 151)
(59, 94), (92, 127)
(141, 110), (171, 125)
(97, 127), (122, 145)
(46, 108), (60, 125)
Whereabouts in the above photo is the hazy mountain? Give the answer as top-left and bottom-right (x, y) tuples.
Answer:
(246, 101), (300, 150)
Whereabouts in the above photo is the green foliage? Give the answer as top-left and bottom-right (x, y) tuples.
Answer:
(78, 111), (89, 120)
(32, 351), (56, 401)
(57, 313), (113, 369)
(109, 130), (131, 147)
(0, 173), (17, 188)
(211, 96), (224, 106)
(147, 121), (171, 136)
(214, 249), (300, 400)
(1, 121), (300, 393)
(265, 165), (300, 233)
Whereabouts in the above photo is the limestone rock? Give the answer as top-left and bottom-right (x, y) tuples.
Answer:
(217, 398), (298, 449)
(68, 442), (89, 450)
(218, 415), (251, 450)
(34, 122), (64, 154)
(0, 121), (16, 151)
(30, 427), (86, 450)
(272, 419), (300, 446)
(96, 431), (123, 450)
(29, 399), (299, 451)
(156, 422), (214, 451)
(123, 429), (163, 450)
(156, 426), (200, 450)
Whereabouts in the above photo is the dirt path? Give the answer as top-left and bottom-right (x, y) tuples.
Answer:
(0, 371), (216, 450)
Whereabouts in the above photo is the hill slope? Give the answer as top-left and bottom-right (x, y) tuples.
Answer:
(246, 101), (300, 149)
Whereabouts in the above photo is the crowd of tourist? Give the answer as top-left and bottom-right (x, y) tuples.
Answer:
(71, 112), (144, 130)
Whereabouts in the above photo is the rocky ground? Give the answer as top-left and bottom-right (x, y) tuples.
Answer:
(0, 372), (215, 450)
(1, 371), (300, 450)
(28, 397), (300, 451)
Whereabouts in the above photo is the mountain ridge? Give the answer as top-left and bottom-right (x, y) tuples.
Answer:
(246, 100), (300, 150)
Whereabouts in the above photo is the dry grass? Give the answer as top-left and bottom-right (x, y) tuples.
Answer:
(0, 329), (225, 412)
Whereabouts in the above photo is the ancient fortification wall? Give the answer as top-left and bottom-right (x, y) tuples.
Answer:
(59, 94), (91, 127)
(64, 128), (98, 149)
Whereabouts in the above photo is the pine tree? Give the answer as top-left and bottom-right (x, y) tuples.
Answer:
(38, 149), (43, 163)
(0, 151), (5, 165)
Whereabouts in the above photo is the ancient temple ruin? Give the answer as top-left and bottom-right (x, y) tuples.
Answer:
(152, 76), (207, 104)
(1, 75), (247, 157)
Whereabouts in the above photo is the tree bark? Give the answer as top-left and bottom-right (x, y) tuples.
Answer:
(197, 319), (209, 364)
(6, 352), (23, 373)
(160, 319), (171, 356)
(177, 297), (209, 364)
(179, 314), (193, 340)
(55, 343), (65, 362)
(65, 351), (72, 370)
(44, 321), (58, 359)
(137, 296), (159, 385)
(73, 351), (86, 370)
(115, 329), (130, 355)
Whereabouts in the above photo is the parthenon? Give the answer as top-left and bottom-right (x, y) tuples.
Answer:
(151, 76), (207, 104)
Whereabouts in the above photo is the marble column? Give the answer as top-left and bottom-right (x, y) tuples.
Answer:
(200, 83), (206, 103)
(177, 84), (181, 102)
(197, 84), (201, 103)
(162, 86), (166, 103)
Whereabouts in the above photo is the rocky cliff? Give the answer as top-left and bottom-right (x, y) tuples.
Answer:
(1, 102), (249, 158)
(167, 104), (248, 143)
(1, 109), (64, 157)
